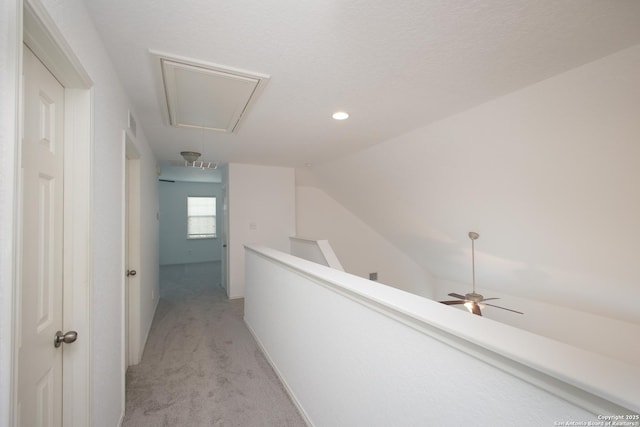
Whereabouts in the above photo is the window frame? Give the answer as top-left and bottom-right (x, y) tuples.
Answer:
(186, 195), (216, 239)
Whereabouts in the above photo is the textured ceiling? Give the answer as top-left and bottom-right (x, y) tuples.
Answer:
(82, 0), (640, 325)
(83, 0), (640, 168)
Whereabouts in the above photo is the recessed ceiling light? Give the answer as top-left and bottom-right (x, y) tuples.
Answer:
(332, 111), (349, 120)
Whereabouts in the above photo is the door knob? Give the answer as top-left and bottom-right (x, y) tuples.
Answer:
(127, 269), (137, 277)
(54, 330), (78, 348)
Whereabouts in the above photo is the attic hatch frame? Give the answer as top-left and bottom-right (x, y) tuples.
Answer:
(150, 50), (270, 134)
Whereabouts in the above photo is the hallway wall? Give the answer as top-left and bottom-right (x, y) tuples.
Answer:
(159, 181), (223, 265)
(34, 0), (159, 424)
(137, 151), (161, 368)
(227, 163), (295, 299)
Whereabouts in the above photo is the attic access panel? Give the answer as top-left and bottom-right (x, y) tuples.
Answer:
(157, 54), (269, 133)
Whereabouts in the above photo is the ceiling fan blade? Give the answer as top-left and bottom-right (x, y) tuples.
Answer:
(481, 297), (500, 302)
(440, 300), (466, 305)
(484, 303), (523, 314)
(470, 302), (482, 316)
(448, 293), (467, 300)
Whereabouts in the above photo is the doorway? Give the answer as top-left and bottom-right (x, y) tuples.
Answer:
(157, 176), (225, 292)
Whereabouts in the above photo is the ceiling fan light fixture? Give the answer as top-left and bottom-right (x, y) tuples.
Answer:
(180, 151), (201, 162)
(465, 301), (486, 309)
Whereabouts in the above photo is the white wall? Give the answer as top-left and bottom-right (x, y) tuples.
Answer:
(296, 186), (434, 298)
(310, 43), (640, 327)
(136, 146), (160, 365)
(244, 246), (638, 426)
(227, 163), (295, 298)
(159, 181), (222, 265)
(16, 1), (158, 424)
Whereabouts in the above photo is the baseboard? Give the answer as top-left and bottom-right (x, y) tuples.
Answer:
(136, 296), (160, 363)
(244, 320), (314, 427)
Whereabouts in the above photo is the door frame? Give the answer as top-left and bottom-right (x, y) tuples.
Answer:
(124, 131), (142, 367)
(221, 183), (230, 296)
(9, 0), (94, 425)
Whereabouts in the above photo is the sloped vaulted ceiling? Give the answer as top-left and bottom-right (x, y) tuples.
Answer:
(83, 0), (640, 323)
(311, 44), (640, 324)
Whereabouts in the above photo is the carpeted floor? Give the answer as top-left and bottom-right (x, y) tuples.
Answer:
(122, 262), (306, 427)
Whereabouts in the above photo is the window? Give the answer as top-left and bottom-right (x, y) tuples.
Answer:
(187, 196), (216, 239)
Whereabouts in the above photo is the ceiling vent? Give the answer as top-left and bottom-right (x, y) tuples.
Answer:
(151, 51), (269, 133)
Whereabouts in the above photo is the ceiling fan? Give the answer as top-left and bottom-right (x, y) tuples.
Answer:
(440, 232), (523, 316)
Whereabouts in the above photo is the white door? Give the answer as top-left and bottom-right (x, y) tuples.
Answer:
(18, 46), (72, 426)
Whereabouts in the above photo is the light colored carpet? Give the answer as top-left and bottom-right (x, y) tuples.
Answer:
(122, 262), (307, 427)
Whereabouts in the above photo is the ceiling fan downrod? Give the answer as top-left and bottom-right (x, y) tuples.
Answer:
(468, 231), (481, 301)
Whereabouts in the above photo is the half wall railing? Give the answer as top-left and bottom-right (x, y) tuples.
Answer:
(244, 245), (639, 427)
